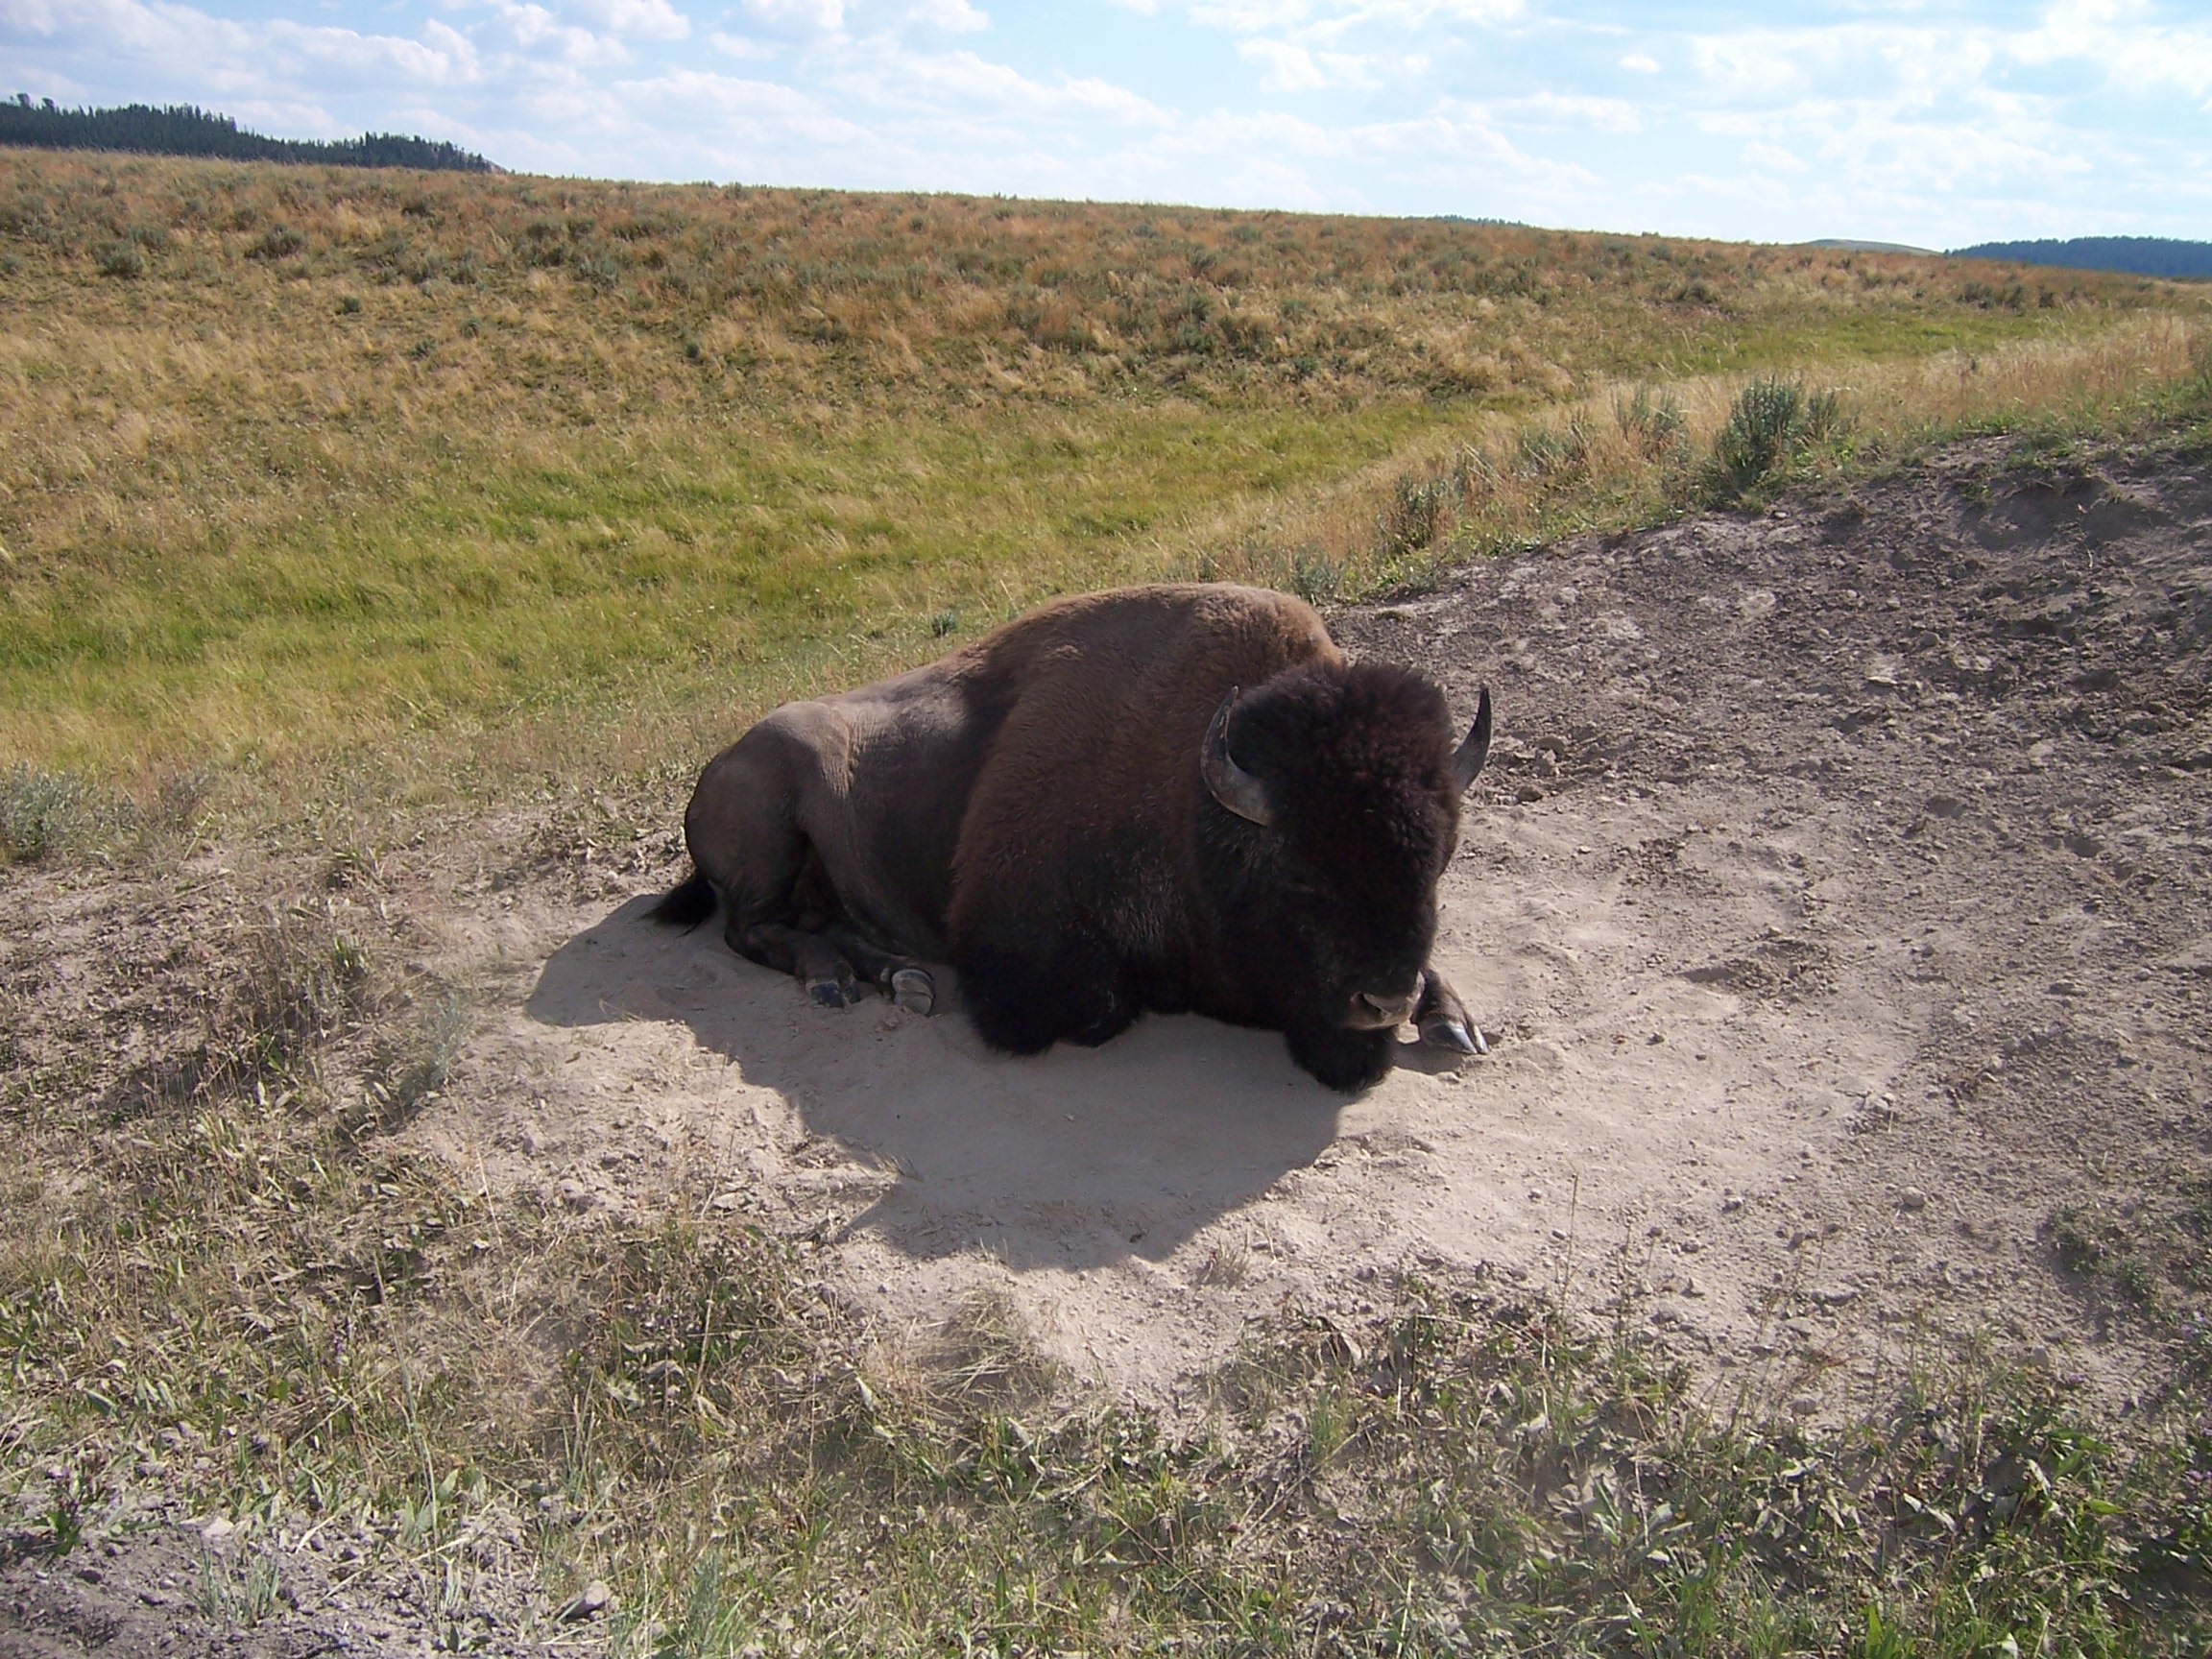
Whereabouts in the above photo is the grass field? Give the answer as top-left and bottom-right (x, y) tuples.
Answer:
(2, 150), (2204, 792)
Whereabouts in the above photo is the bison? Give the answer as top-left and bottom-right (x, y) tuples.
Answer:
(650, 584), (1492, 1090)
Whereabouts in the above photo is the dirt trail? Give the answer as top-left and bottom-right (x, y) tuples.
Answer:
(419, 436), (2212, 1409)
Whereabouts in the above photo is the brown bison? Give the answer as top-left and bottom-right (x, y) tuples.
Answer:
(650, 584), (1491, 1090)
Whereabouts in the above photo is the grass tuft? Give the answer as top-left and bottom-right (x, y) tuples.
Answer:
(0, 765), (108, 861)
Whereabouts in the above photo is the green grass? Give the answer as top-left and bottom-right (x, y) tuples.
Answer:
(0, 397), (1452, 764)
(3, 150), (2206, 784)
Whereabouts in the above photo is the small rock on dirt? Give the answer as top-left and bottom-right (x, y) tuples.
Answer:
(560, 1579), (613, 1622)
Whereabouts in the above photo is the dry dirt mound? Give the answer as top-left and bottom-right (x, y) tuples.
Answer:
(413, 436), (2211, 1408)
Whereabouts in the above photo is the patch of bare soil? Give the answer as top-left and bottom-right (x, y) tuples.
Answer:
(5, 435), (2210, 1650)
(0, 1505), (551, 1658)
(438, 438), (2211, 1411)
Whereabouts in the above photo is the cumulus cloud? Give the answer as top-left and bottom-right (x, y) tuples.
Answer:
(2, 0), (2203, 243)
(2, 0), (485, 86)
(906, 0), (988, 32)
(565, 0), (690, 40)
(1238, 37), (1379, 91)
(733, 0), (842, 37)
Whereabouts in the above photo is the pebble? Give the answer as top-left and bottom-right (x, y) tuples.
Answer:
(560, 1581), (613, 1623)
(1899, 1187), (1928, 1213)
(1516, 785), (1546, 804)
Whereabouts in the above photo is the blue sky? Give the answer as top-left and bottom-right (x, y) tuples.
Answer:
(4, 0), (2207, 246)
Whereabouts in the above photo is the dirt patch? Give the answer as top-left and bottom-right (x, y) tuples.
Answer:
(400, 436), (2209, 1407)
(0, 1505), (555, 1658)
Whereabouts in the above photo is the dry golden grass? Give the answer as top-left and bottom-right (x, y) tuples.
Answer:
(0, 148), (2203, 796)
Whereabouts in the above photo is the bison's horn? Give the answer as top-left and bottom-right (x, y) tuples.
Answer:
(1202, 687), (1274, 828)
(1452, 685), (1493, 793)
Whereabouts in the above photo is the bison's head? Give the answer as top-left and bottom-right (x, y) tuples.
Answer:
(1197, 660), (1489, 1089)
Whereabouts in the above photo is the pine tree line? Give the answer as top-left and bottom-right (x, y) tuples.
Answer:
(1948, 235), (2212, 279)
(0, 97), (493, 173)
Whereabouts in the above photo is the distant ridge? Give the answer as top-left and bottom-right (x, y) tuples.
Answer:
(0, 96), (493, 173)
(1807, 238), (1934, 254)
(1947, 236), (2212, 278)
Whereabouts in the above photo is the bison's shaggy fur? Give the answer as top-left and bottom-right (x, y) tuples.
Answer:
(656, 585), (1488, 1090)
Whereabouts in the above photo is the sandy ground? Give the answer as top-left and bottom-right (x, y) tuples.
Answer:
(427, 434), (2212, 1412)
(6, 435), (2210, 1653)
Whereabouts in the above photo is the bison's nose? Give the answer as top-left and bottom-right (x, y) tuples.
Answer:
(1356, 987), (1419, 1027)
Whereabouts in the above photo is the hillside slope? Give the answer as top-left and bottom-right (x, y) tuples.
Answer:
(0, 149), (2203, 781)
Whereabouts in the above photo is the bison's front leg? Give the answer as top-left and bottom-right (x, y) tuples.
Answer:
(1414, 969), (1486, 1056)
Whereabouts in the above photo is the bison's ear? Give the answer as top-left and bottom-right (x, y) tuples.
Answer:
(1202, 687), (1275, 828)
(1452, 685), (1492, 793)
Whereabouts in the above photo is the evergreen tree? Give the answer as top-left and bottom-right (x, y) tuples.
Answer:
(0, 96), (493, 173)
(1948, 236), (2212, 279)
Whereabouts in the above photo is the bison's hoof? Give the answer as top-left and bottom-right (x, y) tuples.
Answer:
(889, 967), (936, 1017)
(807, 977), (855, 1008)
(1422, 1016), (1486, 1056)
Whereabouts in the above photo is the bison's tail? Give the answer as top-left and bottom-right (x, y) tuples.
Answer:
(647, 871), (717, 930)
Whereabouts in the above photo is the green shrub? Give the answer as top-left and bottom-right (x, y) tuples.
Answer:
(1702, 375), (1852, 504)
(1288, 546), (1345, 604)
(246, 224), (304, 261)
(94, 240), (145, 278)
(0, 765), (103, 860)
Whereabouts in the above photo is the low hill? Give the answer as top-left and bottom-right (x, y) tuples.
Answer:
(0, 96), (493, 172)
(1949, 235), (2212, 278)
(0, 147), (2202, 777)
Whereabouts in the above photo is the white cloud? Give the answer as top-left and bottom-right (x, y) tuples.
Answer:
(1620, 51), (1657, 73)
(907, 0), (988, 32)
(709, 28), (778, 58)
(1740, 139), (1806, 175)
(488, 1), (630, 67)
(1, 0), (485, 86)
(1503, 89), (1640, 133)
(566, 0), (690, 41)
(829, 43), (1172, 126)
(733, 0), (842, 38)
(1238, 36), (1378, 91)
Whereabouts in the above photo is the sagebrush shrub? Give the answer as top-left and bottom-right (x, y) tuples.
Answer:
(1703, 375), (1851, 504)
